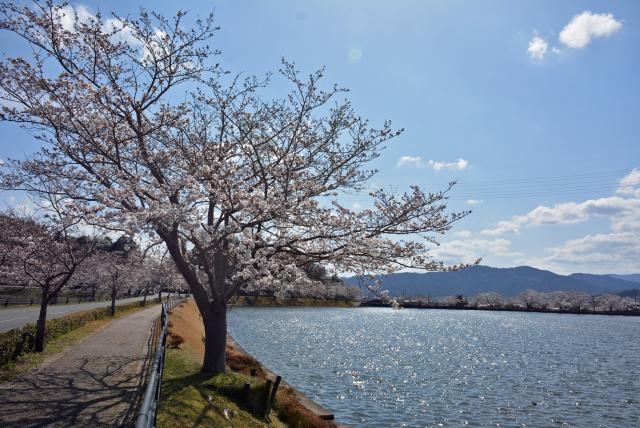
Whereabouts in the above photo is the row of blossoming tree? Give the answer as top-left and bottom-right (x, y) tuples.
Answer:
(0, 2), (469, 373)
(0, 209), (185, 351)
(407, 289), (639, 313)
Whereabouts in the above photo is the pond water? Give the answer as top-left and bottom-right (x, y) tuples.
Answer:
(227, 307), (640, 427)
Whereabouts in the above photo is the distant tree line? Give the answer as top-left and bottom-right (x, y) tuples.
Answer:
(377, 289), (640, 313)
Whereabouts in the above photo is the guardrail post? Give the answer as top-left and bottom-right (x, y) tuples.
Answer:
(262, 379), (273, 417)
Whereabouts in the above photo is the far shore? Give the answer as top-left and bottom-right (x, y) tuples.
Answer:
(363, 300), (640, 317)
(230, 295), (640, 316)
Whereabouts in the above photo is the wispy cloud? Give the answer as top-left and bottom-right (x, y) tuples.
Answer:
(431, 238), (521, 264)
(518, 232), (639, 275)
(427, 158), (468, 171)
(481, 169), (640, 236)
(617, 168), (640, 197)
(52, 4), (165, 60)
(453, 230), (472, 238)
(481, 169), (640, 273)
(396, 156), (423, 168)
(466, 199), (483, 205)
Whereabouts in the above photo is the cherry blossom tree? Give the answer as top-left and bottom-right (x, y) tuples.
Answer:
(470, 292), (504, 309)
(516, 289), (543, 310)
(135, 248), (187, 305)
(76, 250), (135, 315)
(619, 297), (637, 312)
(543, 291), (569, 310)
(598, 293), (623, 312)
(564, 291), (591, 312)
(0, 211), (93, 351)
(0, 2), (469, 373)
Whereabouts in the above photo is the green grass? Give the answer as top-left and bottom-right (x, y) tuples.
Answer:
(158, 346), (287, 428)
(0, 300), (159, 381)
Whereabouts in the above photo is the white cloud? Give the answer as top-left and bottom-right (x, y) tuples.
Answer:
(481, 169), (640, 273)
(53, 4), (94, 32)
(2, 195), (35, 215)
(427, 158), (468, 171)
(431, 238), (522, 264)
(481, 219), (521, 236)
(75, 5), (94, 24)
(396, 156), (423, 168)
(559, 11), (622, 49)
(617, 168), (640, 197)
(527, 36), (548, 60)
(481, 196), (640, 236)
(466, 199), (483, 205)
(54, 5), (76, 32)
(103, 18), (143, 49)
(454, 230), (472, 238)
(519, 232), (640, 274)
(49, 5), (148, 54)
(481, 169), (640, 236)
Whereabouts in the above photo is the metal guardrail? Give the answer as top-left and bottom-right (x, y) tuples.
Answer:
(0, 293), (149, 307)
(135, 297), (183, 428)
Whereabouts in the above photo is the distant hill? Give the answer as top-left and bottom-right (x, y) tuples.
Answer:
(343, 265), (639, 298)
(617, 288), (640, 299)
(568, 273), (639, 292)
(608, 274), (640, 284)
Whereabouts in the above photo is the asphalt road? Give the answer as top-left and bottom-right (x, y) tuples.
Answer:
(0, 295), (156, 332)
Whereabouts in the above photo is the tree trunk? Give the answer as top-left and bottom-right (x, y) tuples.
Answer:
(111, 284), (117, 316)
(142, 286), (148, 307)
(158, 289), (162, 303)
(35, 293), (48, 352)
(156, 230), (229, 374)
(201, 305), (227, 374)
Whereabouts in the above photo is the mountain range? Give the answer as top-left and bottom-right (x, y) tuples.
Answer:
(343, 266), (640, 298)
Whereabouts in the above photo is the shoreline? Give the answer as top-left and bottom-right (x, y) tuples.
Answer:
(363, 300), (640, 316)
(164, 299), (348, 427)
(231, 297), (640, 316)
(227, 335), (342, 423)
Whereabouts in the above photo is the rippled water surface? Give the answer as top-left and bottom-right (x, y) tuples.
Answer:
(228, 307), (640, 427)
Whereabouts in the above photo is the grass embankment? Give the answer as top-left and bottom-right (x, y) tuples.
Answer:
(158, 300), (336, 428)
(0, 299), (160, 381)
(233, 296), (359, 308)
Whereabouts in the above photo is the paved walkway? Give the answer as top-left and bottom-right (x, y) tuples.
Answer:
(0, 305), (161, 427)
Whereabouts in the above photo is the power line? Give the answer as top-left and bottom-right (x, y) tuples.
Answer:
(370, 169), (629, 187)
(327, 169), (631, 201)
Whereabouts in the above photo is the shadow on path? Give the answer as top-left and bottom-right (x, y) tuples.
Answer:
(0, 306), (160, 427)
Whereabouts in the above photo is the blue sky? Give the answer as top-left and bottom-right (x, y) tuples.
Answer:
(1, 1), (639, 274)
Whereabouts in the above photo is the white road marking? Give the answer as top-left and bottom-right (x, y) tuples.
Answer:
(0, 316), (30, 323)
(50, 310), (74, 315)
